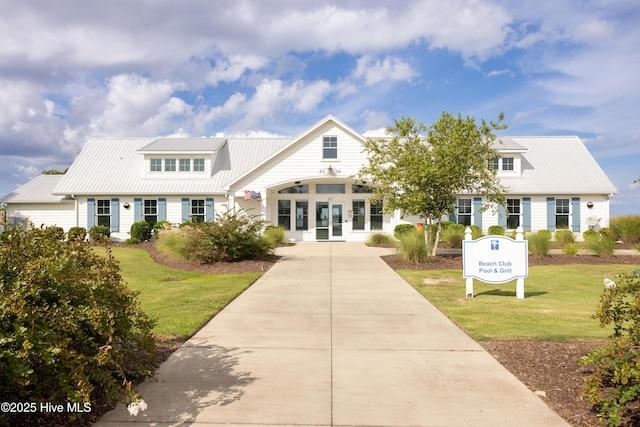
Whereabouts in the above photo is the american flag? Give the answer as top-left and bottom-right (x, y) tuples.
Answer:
(244, 190), (262, 201)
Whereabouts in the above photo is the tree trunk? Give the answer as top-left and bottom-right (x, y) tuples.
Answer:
(431, 220), (442, 256)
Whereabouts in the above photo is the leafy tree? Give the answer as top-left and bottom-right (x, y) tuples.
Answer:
(41, 167), (69, 175)
(358, 112), (507, 256)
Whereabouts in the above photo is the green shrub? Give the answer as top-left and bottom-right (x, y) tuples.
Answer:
(130, 221), (152, 242)
(586, 235), (615, 257)
(441, 226), (464, 248)
(367, 233), (396, 245)
(43, 225), (65, 240)
(156, 227), (190, 260)
(537, 229), (552, 240)
(439, 221), (454, 232)
(469, 225), (483, 239)
(527, 231), (551, 257)
(598, 227), (612, 238)
(611, 216), (640, 246)
(583, 229), (598, 240)
(263, 225), (286, 246)
(0, 223), (155, 426)
(555, 229), (575, 245)
(125, 237), (141, 244)
(394, 223), (415, 239)
(153, 220), (171, 239)
(89, 225), (111, 243)
(563, 243), (579, 256)
(183, 209), (271, 263)
(581, 273), (640, 426)
(487, 225), (505, 236)
(67, 226), (87, 241)
(397, 229), (429, 263)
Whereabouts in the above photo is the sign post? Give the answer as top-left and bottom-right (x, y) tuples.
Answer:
(462, 226), (528, 299)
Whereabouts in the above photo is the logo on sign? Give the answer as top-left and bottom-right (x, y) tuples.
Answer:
(491, 240), (499, 250)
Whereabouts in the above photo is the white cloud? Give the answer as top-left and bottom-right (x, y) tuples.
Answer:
(353, 55), (417, 85)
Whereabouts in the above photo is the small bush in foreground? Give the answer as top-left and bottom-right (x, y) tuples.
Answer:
(183, 209), (271, 262)
(263, 225), (286, 245)
(156, 227), (190, 260)
(367, 233), (395, 245)
(586, 235), (615, 257)
(611, 215), (640, 246)
(555, 229), (575, 245)
(527, 231), (551, 257)
(397, 229), (429, 263)
(394, 223), (415, 239)
(89, 225), (111, 243)
(441, 225), (464, 248)
(131, 221), (153, 242)
(563, 243), (579, 256)
(153, 220), (171, 239)
(584, 229), (598, 240)
(0, 221), (156, 425)
(67, 226), (87, 241)
(581, 273), (640, 426)
(487, 225), (505, 236)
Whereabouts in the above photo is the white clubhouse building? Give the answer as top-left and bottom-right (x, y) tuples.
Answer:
(2, 115), (617, 241)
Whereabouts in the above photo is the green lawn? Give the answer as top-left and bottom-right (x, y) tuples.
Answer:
(398, 264), (636, 341)
(97, 247), (261, 339)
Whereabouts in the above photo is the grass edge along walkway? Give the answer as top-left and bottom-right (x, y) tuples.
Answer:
(397, 264), (636, 341)
(100, 247), (262, 339)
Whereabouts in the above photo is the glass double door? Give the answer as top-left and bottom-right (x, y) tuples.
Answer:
(316, 201), (343, 240)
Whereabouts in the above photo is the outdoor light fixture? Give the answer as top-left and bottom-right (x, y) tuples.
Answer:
(320, 165), (340, 176)
(587, 201), (594, 209)
(123, 202), (130, 209)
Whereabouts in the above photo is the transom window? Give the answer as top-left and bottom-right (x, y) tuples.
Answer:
(97, 199), (110, 227)
(191, 199), (205, 222)
(322, 136), (338, 159)
(556, 198), (570, 229)
(457, 198), (471, 226)
(506, 198), (520, 229)
(180, 158), (191, 172)
(316, 184), (345, 194)
(278, 185), (309, 194)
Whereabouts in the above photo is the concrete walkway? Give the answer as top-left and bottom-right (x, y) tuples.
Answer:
(97, 242), (569, 426)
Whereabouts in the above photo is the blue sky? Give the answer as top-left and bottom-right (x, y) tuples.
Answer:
(0, 0), (638, 215)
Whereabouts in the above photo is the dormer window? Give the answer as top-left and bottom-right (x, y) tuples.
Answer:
(194, 158), (205, 172)
(179, 158), (190, 172)
(150, 158), (162, 172)
(323, 136), (338, 159)
(164, 158), (176, 172)
(488, 158), (499, 170)
(502, 157), (514, 171)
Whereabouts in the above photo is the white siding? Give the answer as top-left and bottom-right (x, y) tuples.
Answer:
(7, 203), (76, 231)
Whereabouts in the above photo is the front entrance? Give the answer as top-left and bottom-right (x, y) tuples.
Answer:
(316, 201), (343, 240)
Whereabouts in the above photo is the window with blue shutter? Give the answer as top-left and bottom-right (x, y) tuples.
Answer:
(87, 198), (95, 228)
(571, 197), (580, 232)
(134, 198), (142, 222)
(158, 198), (166, 221)
(110, 198), (119, 232)
(181, 198), (190, 222)
(473, 198), (482, 229)
(206, 198), (214, 222)
(522, 197), (531, 232)
(498, 204), (506, 228)
(546, 197), (555, 231)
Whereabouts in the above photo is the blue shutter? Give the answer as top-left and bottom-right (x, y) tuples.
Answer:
(571, 197), (580, 232)
(110, 198), (119, 232)
(158, 198), (166, 221)
(87, 198), (95, 228)
(498, 204), (506, 228)
(522, 197), (531, 232)
(182, 198), (190, 222)
(134, 198), (142, 222)
(547, 197), (555, 231)
(473, 198), (482, 229)
(206, 198), (214, 222)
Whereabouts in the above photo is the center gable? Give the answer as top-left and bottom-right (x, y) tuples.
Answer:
(228, 116), (368, 192)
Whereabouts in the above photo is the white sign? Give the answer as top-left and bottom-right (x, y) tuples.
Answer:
(462, 227), (528, 299)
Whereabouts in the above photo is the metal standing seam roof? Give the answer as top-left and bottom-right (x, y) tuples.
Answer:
(1, 174), (71, 203)
(53, 137), (294, 196)
(137, 138), (227, 152)
(498, 136), (617, 195)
